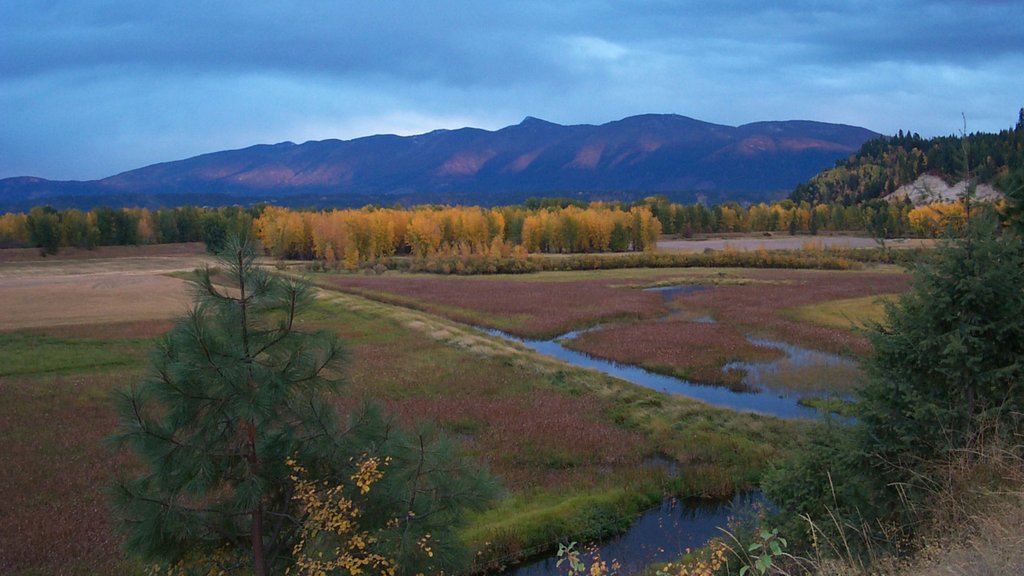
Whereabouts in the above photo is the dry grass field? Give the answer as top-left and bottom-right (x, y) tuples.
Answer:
(0, 243), (211, 331)
(2, 244), (911, 575)
(0, 242), (207, 263)
(0, 273), (192, 330)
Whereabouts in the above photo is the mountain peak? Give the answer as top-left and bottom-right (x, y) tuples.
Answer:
(518, 116), (560, 128)
(0, 113), (880, 211)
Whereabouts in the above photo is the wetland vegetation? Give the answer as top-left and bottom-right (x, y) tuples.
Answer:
(3, 209), (1017, 576)
(1, 239), (863, 574)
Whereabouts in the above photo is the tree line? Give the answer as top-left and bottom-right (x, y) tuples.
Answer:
(255, 204), (663, 265)
(0, 197), (978, 260)
(0, 205), (254, 254)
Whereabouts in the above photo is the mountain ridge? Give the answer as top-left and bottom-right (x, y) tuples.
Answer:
(1, 114), (879, 211)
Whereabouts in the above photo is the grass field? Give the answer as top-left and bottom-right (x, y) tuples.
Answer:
(0, 246), (911, 575)
(317, 271), (670, 339)
(0, 249), (208, 576)
(781, 294), (897, 330)
(0, 248), (815, 573)
(320, 267), (911, 391)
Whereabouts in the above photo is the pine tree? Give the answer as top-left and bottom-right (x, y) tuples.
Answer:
(110, 234), (499, 575)
(110, 234), (346, 575)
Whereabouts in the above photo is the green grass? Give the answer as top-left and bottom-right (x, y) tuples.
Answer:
(781, 294), (897, 330)
(797, 396), (858, 418)
(462, 483), (664, 570)
(0, 332), (151, 377)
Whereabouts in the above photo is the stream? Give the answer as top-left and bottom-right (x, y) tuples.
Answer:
(481, 327), (824, 420)
(479, 284), (858, 420)
(507, 492), (766, 576)
(478, 284), (856, 574)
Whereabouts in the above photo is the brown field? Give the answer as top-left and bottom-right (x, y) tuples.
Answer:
(0, 244), (216, 332)
(375, 390), (648, 490)
(566, 319), (785, 389)
(0, 242), (207, 263)
(563, 269), (910, 389)
(319, 273), (674, 339)
(321, 267), (912, 375)
(0, 371), (139, 576)
(0, 272), (193, 331)
(673, 268), (910, 355)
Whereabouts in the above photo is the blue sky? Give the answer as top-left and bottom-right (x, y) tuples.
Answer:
(2, 1), (1022, 180)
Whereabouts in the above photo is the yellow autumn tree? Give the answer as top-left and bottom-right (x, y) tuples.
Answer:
(0, 212), (29, 246)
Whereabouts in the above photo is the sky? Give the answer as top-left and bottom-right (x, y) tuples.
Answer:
(2, 1), (1023, 181)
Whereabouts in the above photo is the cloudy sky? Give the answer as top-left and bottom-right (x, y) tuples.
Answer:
(2, 1), (1022, 180)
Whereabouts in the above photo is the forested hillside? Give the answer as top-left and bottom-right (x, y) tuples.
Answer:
(791, 109), (1024, 204)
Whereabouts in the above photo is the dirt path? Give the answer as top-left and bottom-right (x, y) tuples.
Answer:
(657, 235), (932, 252)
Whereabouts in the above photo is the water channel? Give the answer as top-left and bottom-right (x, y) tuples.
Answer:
(480, 284), (859, 420)
(508, 492), (766, 576)
(482, 326), (825, 420)
(476, 284), (858, 574)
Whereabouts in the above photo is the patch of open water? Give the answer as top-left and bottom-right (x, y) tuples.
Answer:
(723, 336), (861, 400)
(506, 492), (766, 576)
(480, 327), (821, 420)
(643, 284), (706, 302)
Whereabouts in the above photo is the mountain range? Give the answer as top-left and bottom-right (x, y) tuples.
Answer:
(0, 114), (879, 211)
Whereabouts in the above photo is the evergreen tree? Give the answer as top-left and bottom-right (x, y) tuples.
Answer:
(110, 234), (347, 574)
(859, 210), (1024, 468)
(766, 211), (1024, 552)
(110, 234), (497, 575)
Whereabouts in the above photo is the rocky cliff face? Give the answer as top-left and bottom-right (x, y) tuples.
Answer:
(887, 174), (1003, 206)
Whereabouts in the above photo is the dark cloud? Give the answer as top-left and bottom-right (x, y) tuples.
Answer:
(1, 1), (1022, 179)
